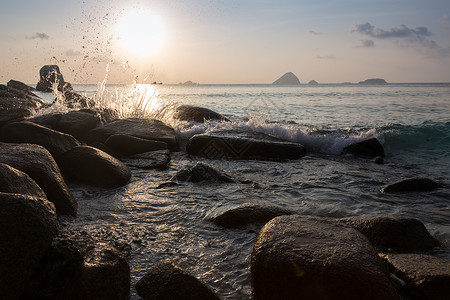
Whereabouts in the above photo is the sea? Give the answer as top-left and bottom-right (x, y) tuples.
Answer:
(34, 83), (450, 299)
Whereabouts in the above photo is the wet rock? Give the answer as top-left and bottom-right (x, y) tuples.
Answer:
(57, 145), (131, 188)
(0, 83), (44, 102)
(186, 134), (306, 161)
(27, 112), (64, 129)
(0, 192), (58, 299)
(136, 259), (220, 300)
(7, 79), (36, 91)
(342, 138), (385, 157)
(86, 118), (178, 151)
(174, 105), (229, 122)
(172, 162), (234, 183)
(105, 134), (168, 156)
(379, 253), (450, 300)
(382, 177), (440, 193)
(61, 90), (95, 108)
(55, 110), (100, 140)
(0, 121), (80, 157)
(251, 215), (399, 300)
(374, 156), (384, 164)
(340, 215), (441, 253)
(0, 143), (77, 216)
(0, 108), (33, 127)
(0, 163), (46, 198)
(121, 149), (171, 170)
(36, 65), (72, 92)
(210, 202), (292, 228)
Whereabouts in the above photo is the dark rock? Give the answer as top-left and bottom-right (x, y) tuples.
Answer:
(186, 134), (306, 161)
(7, 79), (36, 91)
(61, 90), (95, 109)
(27, 112), (64, 129)
(0, 192), (58, 299)
(136, 259), (220, 300)
(210, 202), (292, 228)
(308, 80), (319, 85)
(382, 177), (440, 193)
(171, 162), (234, 183)
(0, 163), (46, 198)
(174, 105), (229, 122)
(105, 134), (168, 156)
(55, 110), (100, 140)
(0, 121), (80, 157)
(359, 78), (388, 85)
(342, 138), (385, 157)
(121, 149), (171, 170)
(0, 83), (44, 102)
(374, 156), (384, 164)
(57, 146), (131, 188)
(36, 65), (72, 92)
(272, 72), (301, 85)
(0, 142), (77, 216)
(79, 243), (130, 300)
(0, 108), (32, 127)
(251, 215), (399, 300)
(379, 253), (450, 300)
(86, 118), (178, 151)
(340, 215), (441, 253)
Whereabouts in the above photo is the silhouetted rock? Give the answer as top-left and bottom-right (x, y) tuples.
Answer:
(251, 215), (399, 300)
(86, 118), (178, 151)
(0, 143), (77, 216)
(136, 259), (220, 300)
(121, 149), (171, 170)
(340, 216), (441, 253)
(105, 134), (168, 156)
(171, 162), (234, 183)
(0, 192), (58, 299)
(379, 253), (450, 300)
(308, 80), (319, 85)
(210, 202), (292, 228)
(7, 79), (36, 91)
(272, 72), (301, 85)
(174, 105), (229, 122)
(186, 134), (306, 161)
(0, 121), (80, 157)
(342, 138), (385, 157)
(36, 65), (72, 92)
(381, 177), (440, 193)
(61, 90), (95, 109)
(57, 146), (131, 188)
(0, 163), (46, 198)
(55, 110), (100, 140)
(0, 83), (43, 102)
(0, 108), (33, 127)
(358, 78), (388, 85)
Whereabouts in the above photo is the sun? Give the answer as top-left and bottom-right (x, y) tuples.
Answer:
(118, 9), (165, 56)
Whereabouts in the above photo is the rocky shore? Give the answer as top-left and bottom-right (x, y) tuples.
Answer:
(0, 66), (449, 299)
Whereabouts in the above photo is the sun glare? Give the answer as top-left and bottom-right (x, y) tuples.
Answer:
(118, 9), (165, 57)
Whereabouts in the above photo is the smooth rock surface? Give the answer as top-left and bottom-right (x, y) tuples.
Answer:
(0, 163), (46, 198)
(381, 177), (440, 193)
(174, 105), (229, 122)
(341, 138), (385, 157)
(171, 162), (234, 183)
(7, 79), (36, 91)
(105, 134), (168, 156)
(121, 149), (171, 170)
(55, 110), (100, 140)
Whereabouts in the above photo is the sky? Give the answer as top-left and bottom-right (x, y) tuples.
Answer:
(1, 0), (450, 84)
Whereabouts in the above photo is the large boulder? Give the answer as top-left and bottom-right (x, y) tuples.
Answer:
(0, 143), (77, 216)
(381, 177), (441, 193)
(0, 163), (46, 198)
(0, 108), (32, 128)
(0, 192), (58, 299)
(121, 149), (171, 170)
(0, 121), (80, 157)
(136, 259), (220, 300)
(171, 162), (234, 183)
(27, 112), (64, 129)
(341, 138), (385, 157)
(36, 65), (72, 92)
(57, 146), (131, 188)
(251, 215), (399, 300)
(174, 105), (229, 122)
(105, 134), (168, 156)
(86, 118), (178, 151)
(186, 134), (306, 161)
(55, 110), (100, 140)
(7, 79), (36, 92)
(210, 202), (292, 228)
(0, 83), (44, 102)
(340, 215), (441, 253)
(380, 253), (450, 300)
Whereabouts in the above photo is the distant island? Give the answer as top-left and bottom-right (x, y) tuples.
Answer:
(179, 81), (199, 86)
(358, 78), (387, 85)
(272, 72), (301, 85)
(308, 80), (318, 85)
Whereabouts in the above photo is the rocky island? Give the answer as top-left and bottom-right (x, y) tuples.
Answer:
(358, 78), (388, 85)
(272, 72), (301, 85)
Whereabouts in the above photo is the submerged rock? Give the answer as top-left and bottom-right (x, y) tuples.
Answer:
(121, 149), (171, 170)
(340, 215), (441, 253)
(174, 105), (229, 122)
(171, 162), (234, 183)
(186, 134), (306, 161)
(0, 143), (77, 216)
(251, 215), (399, 300)
(105, 134), (168, 156)
(136, 259), (220, 300)
(381, 177), (440, 193)
(0, 163), (46, 198)
(36, 65), (72, 92)
(0, 192), (58, 300)
(342, 138), (385, 157)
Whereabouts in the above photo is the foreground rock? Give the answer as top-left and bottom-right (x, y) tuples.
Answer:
(105, 134), (168, 156)
(121, 149), (171, 170)
(174, 105), (229, 122)
(187, 134), (306, 161)
(0, 143), (77, 216)
(0, 121), (80, 157)
(251, 215), (399, 300)
(0, 83), (44, 102)
(342, 138), (385, 157)
(0, 163), (46, 198)
(58, 146), (131, 188)
(7, 79), (36, 91)
(340, 216), (441, 253)
(380, 253), (450, 300)
(36, 65), (72, 92)
(55, 110), (100, 140)
(0, 193), (58, 299)
(382, 177), (441, 193)
(171, 162), (234, 183)
(86, 118), (178, 151)
(136, 259), (220, 300)
(210, 202), (292, 228)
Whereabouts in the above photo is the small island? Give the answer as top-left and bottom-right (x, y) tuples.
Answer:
(358, 78), (387, 85)
(272, 72), (301, 85)
(308, 80), (319, 85)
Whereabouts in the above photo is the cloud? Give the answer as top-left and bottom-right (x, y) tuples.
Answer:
(357, 39), (375, 48)
(308, 30), (322, 36)
(351, 22), (431, 39)
(439, 14), (450, 23)
(26, 32), (51, 40)
(65, 49), (82, 56)
(316, 55), (336, 60)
